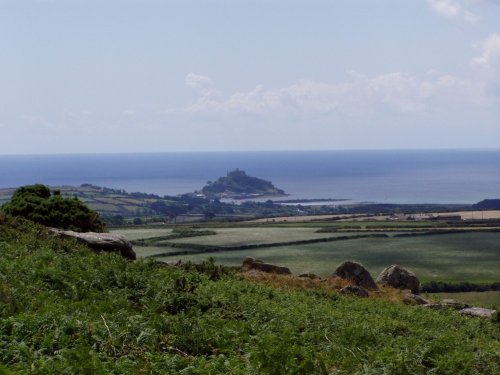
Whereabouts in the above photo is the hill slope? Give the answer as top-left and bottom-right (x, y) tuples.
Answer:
(0, 215), (499, 374)
(474, 199), (500, 210)
(200, 169), (286, 199)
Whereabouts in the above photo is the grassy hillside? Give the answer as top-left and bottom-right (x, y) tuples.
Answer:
(1, 215), (499, 374)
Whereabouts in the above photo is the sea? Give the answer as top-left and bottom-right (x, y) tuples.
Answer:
(0, 150), (499, 204)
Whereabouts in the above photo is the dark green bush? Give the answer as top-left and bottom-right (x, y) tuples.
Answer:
(1, 184), (105, 232)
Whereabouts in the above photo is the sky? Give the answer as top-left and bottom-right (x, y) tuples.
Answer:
(0, 0), (499, 154)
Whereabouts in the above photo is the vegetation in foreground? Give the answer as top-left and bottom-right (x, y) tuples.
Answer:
(1, 214), (499, 374)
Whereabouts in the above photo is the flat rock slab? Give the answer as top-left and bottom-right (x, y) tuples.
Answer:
(403, 293), (430, 305)
(242, 257), (291, 275)
(48, 228), (136, 260)
(459, 307), (496, 319)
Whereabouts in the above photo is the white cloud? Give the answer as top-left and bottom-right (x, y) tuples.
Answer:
(426, 0), (479, 22)
(182, 72), (476, 118)
(427, 0), (461, 17)
(185, 72), (213, 89)
(187, 80), (352, 116)
(473, 33), (500, 67)
(185, 72), (220, 101)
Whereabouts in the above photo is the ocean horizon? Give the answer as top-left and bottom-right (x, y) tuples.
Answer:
(1, 149), (499, 205)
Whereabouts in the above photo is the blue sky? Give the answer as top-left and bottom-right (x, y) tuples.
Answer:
(1, 0), (499, 154)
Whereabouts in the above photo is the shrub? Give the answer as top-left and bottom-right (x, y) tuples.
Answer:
(1, 184), (105, 232)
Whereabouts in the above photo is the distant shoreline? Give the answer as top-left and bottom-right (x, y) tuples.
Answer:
(209, 192), (289, 200)
(272, 198), (350, 204)
(1, 150), (499, 204)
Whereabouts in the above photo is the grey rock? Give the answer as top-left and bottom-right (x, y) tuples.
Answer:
(376, 265), (420, 294)
(242, 257), (291, 275)
(459, 307), (496, 319)
(48, 228), (136, 260)
(332, 261), (377, 289)
(340, 285), (369, 297)
(403, 293), (430, 305)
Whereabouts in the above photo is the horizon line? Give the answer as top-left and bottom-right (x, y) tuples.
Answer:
(1, 147), (500, 157)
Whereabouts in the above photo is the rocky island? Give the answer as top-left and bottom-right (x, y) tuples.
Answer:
(196, 169), (287, 199)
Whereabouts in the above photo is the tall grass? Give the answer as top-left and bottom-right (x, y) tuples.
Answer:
(0, 215), (499, 374)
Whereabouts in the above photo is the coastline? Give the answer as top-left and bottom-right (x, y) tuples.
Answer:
(0, 150), (499, 204)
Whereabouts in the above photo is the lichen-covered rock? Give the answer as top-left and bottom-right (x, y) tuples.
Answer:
(340, 285), (369, 297)
(48, 228), (136, 260)
(376, 265), (420, 294)
(403, 293), (430, 305)
(332, 261), (377, 289)
(242, 257), (291, 275)
(459, 307), (496, 319)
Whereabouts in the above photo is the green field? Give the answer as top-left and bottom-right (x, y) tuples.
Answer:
(428, 291), (500, 309)
(116, 226), (500, 285)
(115, 224), (500, 310)
(123, 227), (403, 260)
(166, 227), (394, 246)
(112, 227), (173, 240)
(144, 231), (500, 283)
(247, 220), (455, 229)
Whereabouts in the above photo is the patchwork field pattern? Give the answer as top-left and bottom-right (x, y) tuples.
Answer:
(157, 233), (500, 283)
(117, 226), (500, 286)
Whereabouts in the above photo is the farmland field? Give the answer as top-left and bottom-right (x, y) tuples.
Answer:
(147, 231), (500, 283)
(114, 225), (500, 308)
(112, 227), (173, 240)
(166, 227), (395, 246)
(427, 291), (500, 308)
(116, 225), (500, 286)
(116, 227), (398, 259)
